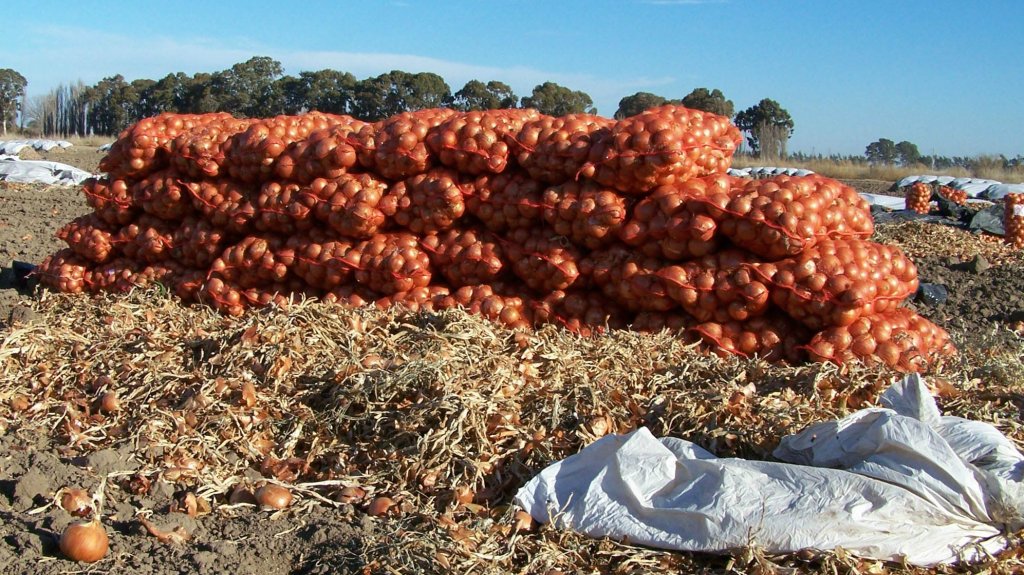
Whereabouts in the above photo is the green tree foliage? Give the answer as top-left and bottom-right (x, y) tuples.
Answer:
(680, 87), (734, 118)
(144, 73), (192, 114)
(131, 78), (161, 118)
(452, 80), (518, 111)
(86, 75), (141, 135)
(352, 70), (452, 121)
(211, 56), (285, 118)
(521, 82), (596, 116)
(614, 92), (667, 119)
(896, 140), (921, 166)
(865, 138), (898, 164)
(185, 73), (219, 114)
(0, 68), (28, 135)
(733, 98), (794, 160)
(278, 70), (358, 115)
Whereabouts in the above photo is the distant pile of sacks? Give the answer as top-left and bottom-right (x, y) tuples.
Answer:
(895, 175), (1024, 202)
(38, 106), (954, 372)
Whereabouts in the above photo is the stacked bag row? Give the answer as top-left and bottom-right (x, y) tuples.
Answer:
(39, 106), (954, 372)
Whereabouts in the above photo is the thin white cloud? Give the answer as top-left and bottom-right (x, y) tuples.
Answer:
(13, 24), (679, 116)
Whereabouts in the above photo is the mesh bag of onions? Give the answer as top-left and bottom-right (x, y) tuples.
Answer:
(1005, 193), (1024, 249)
(39, 107), (953, 372)
(905, 181), (932, 214)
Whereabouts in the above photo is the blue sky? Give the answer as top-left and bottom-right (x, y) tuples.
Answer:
(3, 0), (1021, 158)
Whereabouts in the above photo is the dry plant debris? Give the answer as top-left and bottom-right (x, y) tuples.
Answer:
(2, 259), (1024, 573)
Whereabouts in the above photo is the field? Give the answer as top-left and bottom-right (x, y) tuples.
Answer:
(1, 146), (1024, 574)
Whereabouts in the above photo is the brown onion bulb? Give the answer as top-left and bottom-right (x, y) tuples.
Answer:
(255, 484), (293, 510)
(59, 519), (109, 563)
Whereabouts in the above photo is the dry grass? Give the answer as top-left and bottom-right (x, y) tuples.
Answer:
(733, 157), (1024, 184)
(2, 259), (1023, 573)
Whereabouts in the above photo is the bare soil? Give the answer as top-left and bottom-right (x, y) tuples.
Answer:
(1, 152), (1023, 574)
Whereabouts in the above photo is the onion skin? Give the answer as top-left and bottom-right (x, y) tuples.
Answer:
(60, 489), (93, 518)
(59, 519), (109, 563)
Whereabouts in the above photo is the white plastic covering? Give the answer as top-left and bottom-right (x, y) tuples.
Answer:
(936, 175), (956, 185)
(859, 192), (906, 210)
(0, 139), (74, 154)
(0, 156), (94, 185)
(727, 167), (816, 180)
(515, 375), (1021, 566)
(960, 182), (998, 198)
(896, 175), (921, 188)
(981, 183), (1024, 201)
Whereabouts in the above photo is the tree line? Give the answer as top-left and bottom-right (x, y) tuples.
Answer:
(2, 56), (797, 159)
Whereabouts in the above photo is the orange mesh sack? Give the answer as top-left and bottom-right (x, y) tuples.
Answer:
(691, 312), (810, 364)
(659, 250), (771, 323)
(587, 104), (742, 194)
(185, 180), (257, 235)
(57, 214), (117, 263)
(208, 235), (290, 289)
(355, 108), (457, 180)
(617, 175), (730, 260)
(388, 168), (469, 234)
(515, 113), (613, 184)
(274, 117), (369, 184)
(353, 233), (432, 295)
(116, 214), (175, 264)
(131, 170), (195, 222)
(309, 173), (392, 240)
(278, 234), (361, 291)
(171, 216), (228, 269)
(502, 227), (583, 293)
(101, 113), (231, 179)
(432, 284), (532, 330)
(701, 175), (874, 260)
(84, 178), (137, 227)
(806, 307), (956, 372)
(420, 227), (506, 288)
(169, 115), (254, 179)
(427, 109), (540, 175)
(37, 248), (91, 294)
(542, 180), (629, 250)
(225, 112), (344, 183)
(1005, 193), (1024, 249)
(754, 238), (919, 330)
(905, 182), (932, 214)
(532, 289), (630, 336)
(466, 170), (545, 233)
(580, 246), (675, 312)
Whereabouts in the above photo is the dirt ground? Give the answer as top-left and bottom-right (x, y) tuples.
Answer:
(1, 149), (1023, 574)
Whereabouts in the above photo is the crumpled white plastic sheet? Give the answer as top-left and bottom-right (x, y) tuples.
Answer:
(0, 156), (94, 186)
(515, 375), (1023, 566)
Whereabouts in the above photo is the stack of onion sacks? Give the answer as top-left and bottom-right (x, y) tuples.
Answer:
(40, 106), (955, 373)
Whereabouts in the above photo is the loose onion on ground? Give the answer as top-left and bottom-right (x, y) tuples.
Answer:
(59, 519), (109, 563)
(255, 483), (293, 510)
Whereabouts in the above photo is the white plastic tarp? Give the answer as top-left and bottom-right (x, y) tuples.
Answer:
(960, 182), (997, 198)
(0, 139), (74, 154)
(896, 175), (921, 188)
(0, 156), (94, 186)
(515, 375), (1022, 566)
(982, 183), (1024, 201)
(859, 192), (906, 210)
